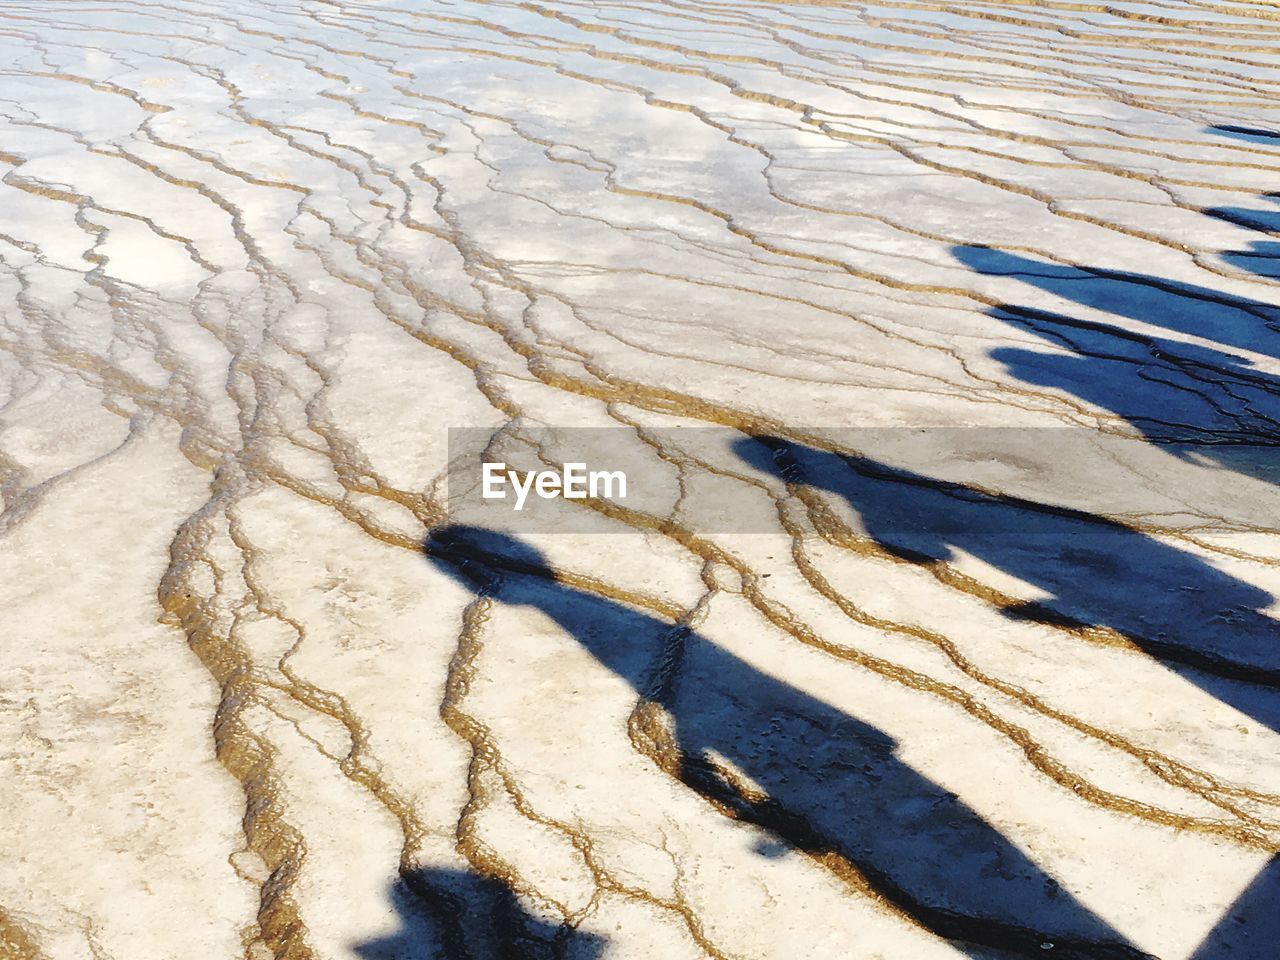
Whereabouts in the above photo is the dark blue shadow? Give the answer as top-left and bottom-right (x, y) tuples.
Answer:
(425, 525), (1153, 959)
(1188, 854), (1280, 959)
(1222, 241), (1280, 281)
(952, 246), (1280, 488)
(1207, 193), (1280, 281)
(354, 866), (607, 960)
(1204, 195), (1280, 237)
(950, 148), (1280, 958)
(1206, 125), (1280, 146)
(952, 244), (1280, 362)
(733, 436), (1280, 736)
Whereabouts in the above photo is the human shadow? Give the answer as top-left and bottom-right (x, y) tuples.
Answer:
(944, 121), (1280, 699)
(953, 121), (1280, 476)
(1187, 853), (1280, 960)
(1209, 193), (1280, 281)
(947, 154), (1280, 957)
(952, 244), (1280, 362)
(424, 525), (1153, 960)
(732, 435), (1280, 736)
(353, 866), (607, 960)
(951, 245), (1280, 488)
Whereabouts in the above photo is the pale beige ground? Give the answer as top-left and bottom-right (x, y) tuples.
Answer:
(2, 2), (1280, 959)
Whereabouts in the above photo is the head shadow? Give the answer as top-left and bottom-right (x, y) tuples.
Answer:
(354, 866), (606, 960)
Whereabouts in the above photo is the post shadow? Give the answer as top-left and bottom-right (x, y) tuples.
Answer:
(732, 435), (1280, 737)
(424, 525), (1152, 960)
(353, 866), (607, 960)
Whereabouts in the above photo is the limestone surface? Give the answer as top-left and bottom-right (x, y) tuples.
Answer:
(1, 2), (1279, 958)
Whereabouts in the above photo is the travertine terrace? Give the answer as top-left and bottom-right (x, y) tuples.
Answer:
(2, 1), (1280, 958)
